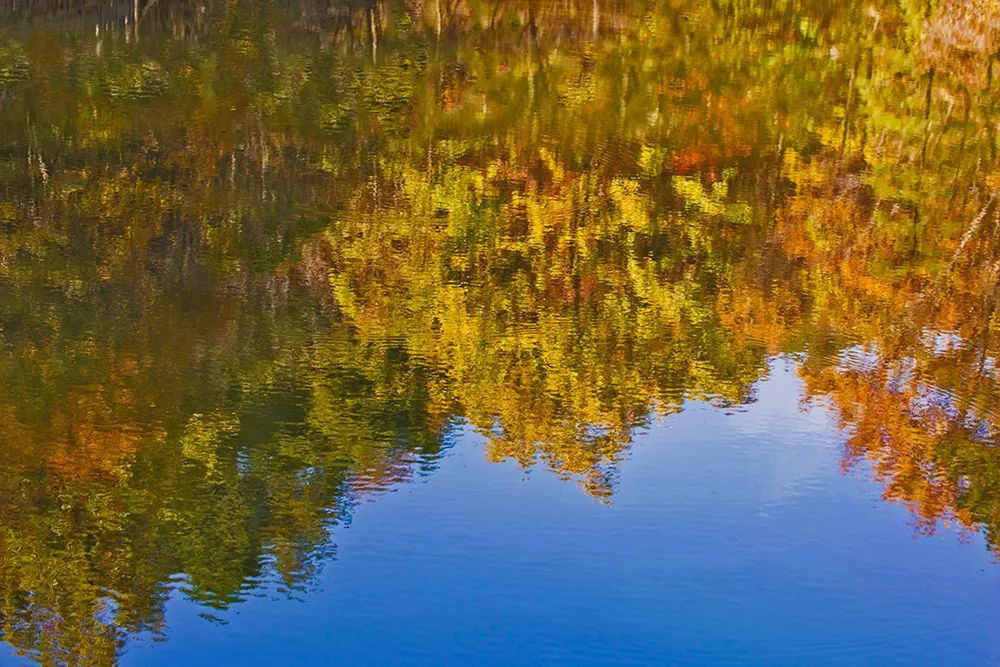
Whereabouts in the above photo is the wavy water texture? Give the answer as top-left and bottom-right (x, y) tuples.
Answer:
(0, 0), (998, 664)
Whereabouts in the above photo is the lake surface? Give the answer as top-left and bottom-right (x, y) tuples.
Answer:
(1, 1), (999, 664)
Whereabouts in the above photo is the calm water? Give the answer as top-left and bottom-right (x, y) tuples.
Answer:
(1, 1), (999, 664)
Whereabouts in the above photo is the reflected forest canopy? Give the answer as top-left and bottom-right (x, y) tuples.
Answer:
(0, 0), (999, 664)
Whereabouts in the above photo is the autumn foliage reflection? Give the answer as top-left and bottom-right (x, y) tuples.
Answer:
(0, 0), (998, 663)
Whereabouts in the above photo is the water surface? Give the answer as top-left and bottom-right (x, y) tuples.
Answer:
(1, 1), (999, 664)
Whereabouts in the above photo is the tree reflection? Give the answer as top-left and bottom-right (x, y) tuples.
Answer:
(0, 0), (998, 663)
